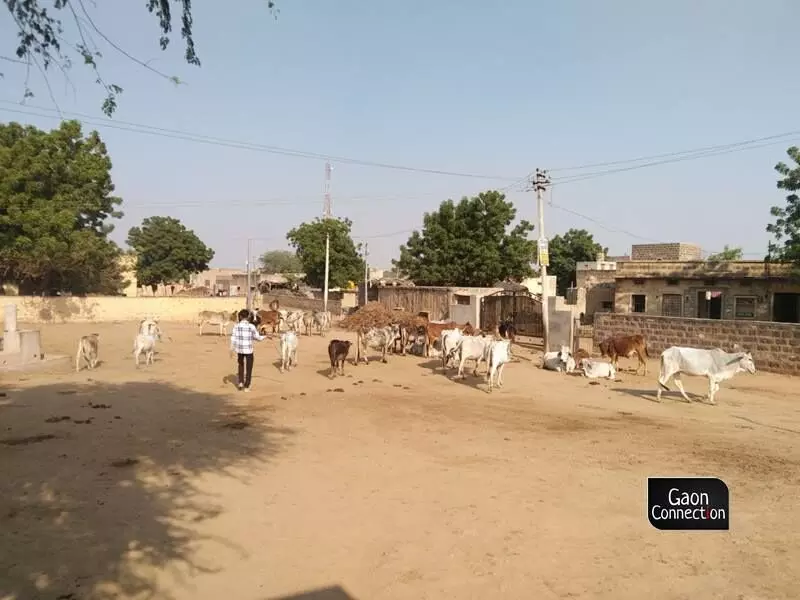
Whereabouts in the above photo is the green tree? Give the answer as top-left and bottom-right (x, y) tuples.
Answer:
(393, 190), (535, 287)
(706, 245), (743, 262)
(2, 0), (278, 116)
(286, 217), (363, 288)
(259, 249), (302, 274)
(126, 216), (214, 293)
(767, 146), (800, 267)
(0, 119), (125, 294)
(548, 229), (606, 295)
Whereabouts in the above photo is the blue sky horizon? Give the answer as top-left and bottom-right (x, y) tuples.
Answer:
(2, 0), (798, 270)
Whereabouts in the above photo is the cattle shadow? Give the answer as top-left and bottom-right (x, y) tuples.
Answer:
(613, 386), (702, 403)
(417, 359), (444, 373)
(0, 381), (294, 600)
(265, 585), (358, 599)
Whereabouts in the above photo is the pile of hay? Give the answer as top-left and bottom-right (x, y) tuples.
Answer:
(339, 302), (427, 332)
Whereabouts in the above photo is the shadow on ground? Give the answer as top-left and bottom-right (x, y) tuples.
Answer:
(266, 585), (358, 599)
(0, 381), (294, 600)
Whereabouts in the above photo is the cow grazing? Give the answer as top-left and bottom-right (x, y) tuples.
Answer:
(279, 331), (298, 373)
(542, 346), (572, 372)
(439, 328), (464, 370)
(256, 309), (280, 335)
(75, 333), (99, 372)
(355, 326), (400, 364)
(486, 339), (512, 392)
(328, 339), (352, 377)
(133, 324), (163, 367)
(453, 335), (493, 379)
(198, 310), (232, 336)
(578, 358), (616, 380)
(599, 334), (649, 376)
(656, 346), (756, 405)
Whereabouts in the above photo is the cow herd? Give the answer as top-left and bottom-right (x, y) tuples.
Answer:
(71, 309), (760, 404)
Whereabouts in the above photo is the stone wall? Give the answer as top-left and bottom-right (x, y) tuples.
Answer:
(630, 243), (702, 261)
(594, 312), (800, 376)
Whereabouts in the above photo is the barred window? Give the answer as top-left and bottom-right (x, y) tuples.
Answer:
(661, 294), (682, 317)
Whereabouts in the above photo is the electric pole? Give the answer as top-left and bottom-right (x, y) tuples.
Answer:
(246, 237), (253, 311)
(533, 169), (551, 353)
(363, 242), (369, 306)
(323, 162), (332, 313)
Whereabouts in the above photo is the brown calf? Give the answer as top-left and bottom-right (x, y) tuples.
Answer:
(598, 334), (649, 375)
(423, 321), (476, 357)
(256, 309), (280, 335)
(328, 339), (352, 377)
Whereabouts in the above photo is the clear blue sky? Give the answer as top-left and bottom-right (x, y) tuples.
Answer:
(2, 0), (799, 269)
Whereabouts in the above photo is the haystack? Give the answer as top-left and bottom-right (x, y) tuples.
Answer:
(339, 302), (427, 332)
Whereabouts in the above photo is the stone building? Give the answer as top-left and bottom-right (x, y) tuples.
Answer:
(630, 243), (702, 261)
(613, 259), (800, 323)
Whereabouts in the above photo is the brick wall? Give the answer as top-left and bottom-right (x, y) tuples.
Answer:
(630, 243), (702, 261)
(594, 312), (800, 376)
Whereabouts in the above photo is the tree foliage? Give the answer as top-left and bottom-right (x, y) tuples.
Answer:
(259, 249), (302, 274)
(0, 119), (125, 294)
(767, 146), (800, 267)
(126, 216), (214, 292)
(286, 217), (363, 289)
(393, 190), (535, 287)
(706, 245), (743, 262)
(2, 0), (278, 116)
(548, 229), (606, 295)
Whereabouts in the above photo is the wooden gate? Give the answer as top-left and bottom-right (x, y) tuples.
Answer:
(480, 290), (544, 337)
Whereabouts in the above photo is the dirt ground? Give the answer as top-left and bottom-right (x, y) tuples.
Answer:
(1, 321), (799, 600)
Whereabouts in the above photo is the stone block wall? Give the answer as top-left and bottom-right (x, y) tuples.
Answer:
(631, 243), (703, 261)
(594, 312), (800, 376)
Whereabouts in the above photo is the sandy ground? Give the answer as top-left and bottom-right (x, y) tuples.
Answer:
(1, 321), (799, 600)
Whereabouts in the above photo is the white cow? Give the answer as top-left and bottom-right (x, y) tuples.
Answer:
(356, 325), (400, 364)
(133, 324), (163, 367)
(279, 331), (298, 373)
(453, 335), (492, 379)
(313, 310), (332, 336)
(138, 318), (159, 336)
(542, 346), (572, 372)
(486, 339), (512, 392)
(439, 328), (463, 370)
(578, 358), (616, 380)
(656, 346), (756, 405)
(279, 310), (304, 333)
(198, 310), (232, 336)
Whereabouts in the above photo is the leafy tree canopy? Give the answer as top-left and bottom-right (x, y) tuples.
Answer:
(706, 245), (743, 262)
(768, 146), (800, 267)
(259, 249), (302, 274)
(2, 0), (277, 116)
(393, 190), (535, 287)
(286, 217), (363, 289)
(548, 229), (607, 295)
(126, 216), (214, 292)
(0, 119), (125, 294)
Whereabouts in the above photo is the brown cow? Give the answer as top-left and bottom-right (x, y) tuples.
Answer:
(423, 321), (476, 357)
(573, 348), (591, 362)
(327, 339), (352, 377)
(599, 334), (649, 375)
(256, 309), (280, 335)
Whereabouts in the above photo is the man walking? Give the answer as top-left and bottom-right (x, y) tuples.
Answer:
(230, 309), (265, 392)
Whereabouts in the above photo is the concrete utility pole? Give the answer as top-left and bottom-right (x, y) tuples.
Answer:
(246, 237), (253, 311)
(533, 169), (552, 352)
(323, 162), (332, 313)
(363, 242), (369, 305)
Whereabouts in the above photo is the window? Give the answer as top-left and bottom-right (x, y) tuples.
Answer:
(734, 296), (756, 319)
(631, 294), (646, 313)
(204, 279), (211, 288)
(661, 293), (682, 317)
(454, 294), (470, 306)
(633, 278), (645, 285)
(601, 301), (613, 310)
(666, 278), (679, 286)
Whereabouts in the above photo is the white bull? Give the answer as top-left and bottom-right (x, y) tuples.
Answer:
(279, 331), (298, 372)
(578, 358), (616, 380)
(453, 335), (492, 379)
(279, 310), (304, 333)
(542, 346), (571, 372)
(486, 339), (511, 392)
(439, 328), (463, 370)
(355, 326), (400, 364)
(656, 346), (756, 405)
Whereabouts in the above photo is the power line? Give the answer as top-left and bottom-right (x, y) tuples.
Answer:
(0, 103), (520, 182)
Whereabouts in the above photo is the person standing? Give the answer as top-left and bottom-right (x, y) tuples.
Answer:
(230, 309), (265, 392)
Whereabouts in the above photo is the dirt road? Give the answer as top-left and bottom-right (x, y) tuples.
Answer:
(1, 321), (799, 599)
